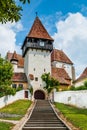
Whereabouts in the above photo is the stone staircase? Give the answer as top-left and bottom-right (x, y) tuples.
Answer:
(22, 100), (70, 130)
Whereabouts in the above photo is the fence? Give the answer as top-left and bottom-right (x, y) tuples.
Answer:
(54, 90), (87, 108)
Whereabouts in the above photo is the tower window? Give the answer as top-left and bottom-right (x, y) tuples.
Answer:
(34, 68), (35, 71)
(32, 39), (34, 42)
(44, 69), (46, 72)
(35, 77), (38, 81)
(40, 41), (44, 46)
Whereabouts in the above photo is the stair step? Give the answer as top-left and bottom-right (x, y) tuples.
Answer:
(26, 121), (63, 124)
(22, 126), (68, 130)
(24, 124), (65, 127)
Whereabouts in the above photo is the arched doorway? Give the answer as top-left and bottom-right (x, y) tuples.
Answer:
(34, 90), (45, 100)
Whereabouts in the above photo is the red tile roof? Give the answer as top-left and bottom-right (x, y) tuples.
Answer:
(51, 49), (73, 64)
(12, 73), (27, 82)
(51, 67), (71, 85)
(75, 67), (87, 82)
(7, 52), (24, 68)
(27, 17), (53, 41)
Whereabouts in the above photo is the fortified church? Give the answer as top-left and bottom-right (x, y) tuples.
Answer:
(7, 16), (75, 99)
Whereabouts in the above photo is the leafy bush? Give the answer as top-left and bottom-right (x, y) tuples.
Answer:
(0, 92), (4, 97)
(84, 81), (87, 87)
(41, 73), (59, 94)
(0, 56), (15, 97)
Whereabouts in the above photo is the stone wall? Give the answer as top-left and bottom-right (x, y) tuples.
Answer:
(54, 90), (87, 108)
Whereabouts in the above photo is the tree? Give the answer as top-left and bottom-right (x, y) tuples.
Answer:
(0, 56), (16, 96)
(0, 0), (30, 23)
(41, 73), (59, 95)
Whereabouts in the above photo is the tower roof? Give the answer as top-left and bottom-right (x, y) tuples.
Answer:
(27, 16), (53, 41)
(10, 51), (18, 62)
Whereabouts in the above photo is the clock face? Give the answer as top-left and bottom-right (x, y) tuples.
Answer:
(40, 41), (44, 46)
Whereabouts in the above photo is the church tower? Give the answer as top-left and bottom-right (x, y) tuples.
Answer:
(22, 16), (53, 99)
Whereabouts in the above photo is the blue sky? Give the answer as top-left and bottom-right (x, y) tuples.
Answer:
(0, 0), (87, 78)
(16, 0), (87, 43)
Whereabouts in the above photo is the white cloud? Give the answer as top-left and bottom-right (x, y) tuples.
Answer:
(0, 21), (23, 57)
(53, 12), (87, 78)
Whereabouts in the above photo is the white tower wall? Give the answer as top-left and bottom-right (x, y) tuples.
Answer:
(24, 49), (51, 91)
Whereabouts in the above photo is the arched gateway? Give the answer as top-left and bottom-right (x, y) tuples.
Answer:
(34, 90), (45, 100)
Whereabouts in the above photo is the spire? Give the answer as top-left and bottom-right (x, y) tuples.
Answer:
(27, 17), (54, 41)
(10, 51), (18, 62)
(35, 12), (38, 17)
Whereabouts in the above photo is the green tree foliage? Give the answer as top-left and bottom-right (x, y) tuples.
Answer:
(0, 57), (16, 96)
(29, 87), (33, 95)
(0, 0), (30, 23)
(41, 73), (59, 94)
(84, 81), (87, 87)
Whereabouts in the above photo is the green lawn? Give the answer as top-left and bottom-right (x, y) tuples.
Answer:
(0, 122), (14, 130)
(55, 102), (87, 130)
(0, 99), (32, 120)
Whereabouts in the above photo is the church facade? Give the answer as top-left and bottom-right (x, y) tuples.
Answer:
(7, 16), (75, 100)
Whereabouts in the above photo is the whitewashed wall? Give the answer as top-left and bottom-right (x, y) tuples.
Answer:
(25, 49), (51, 90)
(0, 90), (29, 108)
(74, 80), (84, 87)
(13, 64), (24, 73)
(54, 90), (87, 108)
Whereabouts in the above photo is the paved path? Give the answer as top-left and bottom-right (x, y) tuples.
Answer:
(22, 100), (71, 130)
(0, 119), (19, 124)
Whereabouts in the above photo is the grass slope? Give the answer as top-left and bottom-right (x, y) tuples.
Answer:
(0, 122), (13, 130)
(55, 102), (87, 130)
(0, 99), (32, 120)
